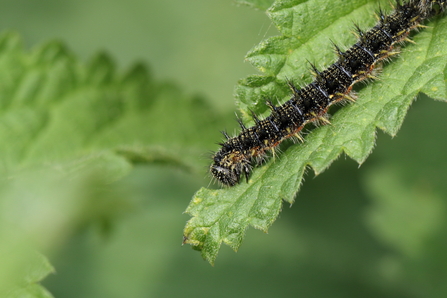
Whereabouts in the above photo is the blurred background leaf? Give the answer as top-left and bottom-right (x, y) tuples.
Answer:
(0, 0), (445, 298)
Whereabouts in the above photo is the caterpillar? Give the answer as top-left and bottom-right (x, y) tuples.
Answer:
(211, 0), (446, 186)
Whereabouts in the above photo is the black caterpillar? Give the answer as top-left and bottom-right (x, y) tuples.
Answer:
(211, 0), (446, 186)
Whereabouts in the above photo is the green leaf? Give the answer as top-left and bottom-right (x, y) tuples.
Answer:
(183, 0), (447, 264)
(8, 284), (54, 298)
(0, 251), (55, 298)
(0, 30), (227, 292)
(0, 31), (222, 179)
(22, 253), (55, 285)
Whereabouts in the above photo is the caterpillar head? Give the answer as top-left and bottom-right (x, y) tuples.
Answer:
(210, 152), (251, 186)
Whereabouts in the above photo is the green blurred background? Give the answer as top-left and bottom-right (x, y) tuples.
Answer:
(1, 0), (447, 297)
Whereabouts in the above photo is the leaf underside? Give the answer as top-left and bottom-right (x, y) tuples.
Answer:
(183, 0), (447, 264)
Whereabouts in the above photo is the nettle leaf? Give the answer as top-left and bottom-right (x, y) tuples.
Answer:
(183, 0), (447, 264)
(0, 31), (221, 180)
(5, 253), (55, 298)
(0, 31), (225, 291)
